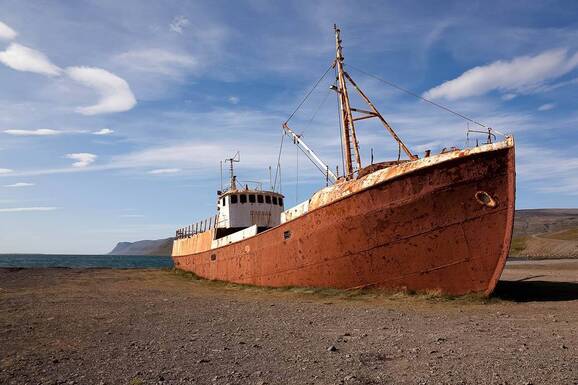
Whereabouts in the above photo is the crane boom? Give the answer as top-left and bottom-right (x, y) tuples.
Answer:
(282, 123), (338, 183)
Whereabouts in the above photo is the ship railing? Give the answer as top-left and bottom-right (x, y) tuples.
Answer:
(221, 180), (266, 193)
(175, 215), (226, 239)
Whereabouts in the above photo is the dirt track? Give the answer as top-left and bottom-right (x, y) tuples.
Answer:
(1, 262), (577, 385)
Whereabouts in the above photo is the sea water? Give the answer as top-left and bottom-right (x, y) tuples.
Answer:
(0, 254), (173, 268)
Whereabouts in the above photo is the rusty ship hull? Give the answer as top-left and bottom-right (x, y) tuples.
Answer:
(173, 138), (515, 296)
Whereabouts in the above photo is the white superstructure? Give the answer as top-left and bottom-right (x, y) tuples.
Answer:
(217, 189), (284, 229)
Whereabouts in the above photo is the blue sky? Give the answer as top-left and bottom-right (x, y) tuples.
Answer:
(1, 0), (577, 254)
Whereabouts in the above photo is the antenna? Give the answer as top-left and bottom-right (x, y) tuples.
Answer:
(220, 160), (223, 191)
(224, 151), (240, 190)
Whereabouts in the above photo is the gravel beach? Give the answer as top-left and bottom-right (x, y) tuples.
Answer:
(1, 261), (577, 385)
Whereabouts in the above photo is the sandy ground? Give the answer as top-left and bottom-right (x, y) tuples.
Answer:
(1, 261), (577, 385)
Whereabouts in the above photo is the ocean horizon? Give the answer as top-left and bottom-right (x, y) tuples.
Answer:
(0, 254), (173, 269)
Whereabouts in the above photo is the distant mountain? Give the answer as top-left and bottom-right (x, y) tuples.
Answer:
(108, 238), (174, 256)
(109, 209), (578, 258)
(511, 209), (578, 258)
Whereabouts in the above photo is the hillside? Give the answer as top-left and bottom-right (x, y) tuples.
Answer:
(511, 209), (578, 258)
(108, 238), (174, 256)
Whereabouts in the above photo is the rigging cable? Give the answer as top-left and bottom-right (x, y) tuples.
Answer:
(335, 66), (345, 176)
(303, 86), (332, 132)
(345, 64), (505, 135)
(272, 133), (285, 192)
(284, 63), (334, 124)
(296, 144), (299, 204)
(280, 63), (338, 184)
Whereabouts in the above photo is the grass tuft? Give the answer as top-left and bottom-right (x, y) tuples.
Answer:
(510, 236), (528, 256)
(166, 268), (501, 305)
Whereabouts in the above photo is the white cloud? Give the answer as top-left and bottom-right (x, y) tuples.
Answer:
(228, 96), (240, 104)
(148, 168), (181, 175)
(0, 168), (13, 174)
(517, 145), (578, 196)
(0, 206), (58, 213)
(93, 128), (114, 135)
(169, 16), (189, 33)
(0, 43), (62, 76)
(501, 93), (517, 101)
(120, 214), (145, 218)
(115, 49), (197, 76)
(66, 66), (136, 115)
(4, 182), (34, 187)
(537, 103), (555, 111)
(0, 21), (17, 40)
(424, 49), (578, 100)
(65, 153), (97, 168)
(4, 129), (60, 136)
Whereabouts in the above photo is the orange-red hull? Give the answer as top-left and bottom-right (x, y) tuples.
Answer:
(173, 145), (515, 295)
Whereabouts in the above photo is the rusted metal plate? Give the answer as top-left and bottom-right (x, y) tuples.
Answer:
(172, 229), (214, 256)
(173, 138), (515, 296)
(309, 137), (513, 212)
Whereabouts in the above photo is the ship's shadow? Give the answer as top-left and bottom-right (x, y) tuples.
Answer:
(493, 279), (578, 302)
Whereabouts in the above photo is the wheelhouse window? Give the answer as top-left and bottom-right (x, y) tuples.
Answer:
(272, 196), (278, 205)
(265, 195), (271, 204)
(257, 195), (264, 203)
(278, 197), (283, 206)
(249, 194), (256, 203)
(222, 197), (226, 206)
(230, 195), (238, 204)
(240, 194), (247, 204)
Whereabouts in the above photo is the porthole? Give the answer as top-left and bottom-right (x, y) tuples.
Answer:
(475, 191), (497, 208)
(210, 254), (217, 261)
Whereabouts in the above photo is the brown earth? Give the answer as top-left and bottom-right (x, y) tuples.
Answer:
(1, 264), (577, 385)
(511, 209), (578, 258)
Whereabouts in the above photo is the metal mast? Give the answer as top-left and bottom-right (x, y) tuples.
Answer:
(333, 25), (417, 172)
(281, 26), (417, 185)
(334, 25), (362, 179)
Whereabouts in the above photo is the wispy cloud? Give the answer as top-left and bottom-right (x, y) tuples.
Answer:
(537, 103), (555, 111)
(0, 168), (13, 174)
(228, 96), (240, 104)
(517, 145), (578, 196)
(0, 206), (58, 213)
(93, 128), (114, 135)
(66, 66), (137, 115)
(148, 168), (181, 175)
(0, 43), (62, 76)
(115, 49), (197, 76)
(4, 182), (34, 187)
(169, 15), (189, 34)
(4, 128), (60, 136)
(0, 21), (17, 40)
(424, 49), (578, 100)
(501, 93), (517, 101)
(4, 128), (116, 136)
(65, 153), (97, 168)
